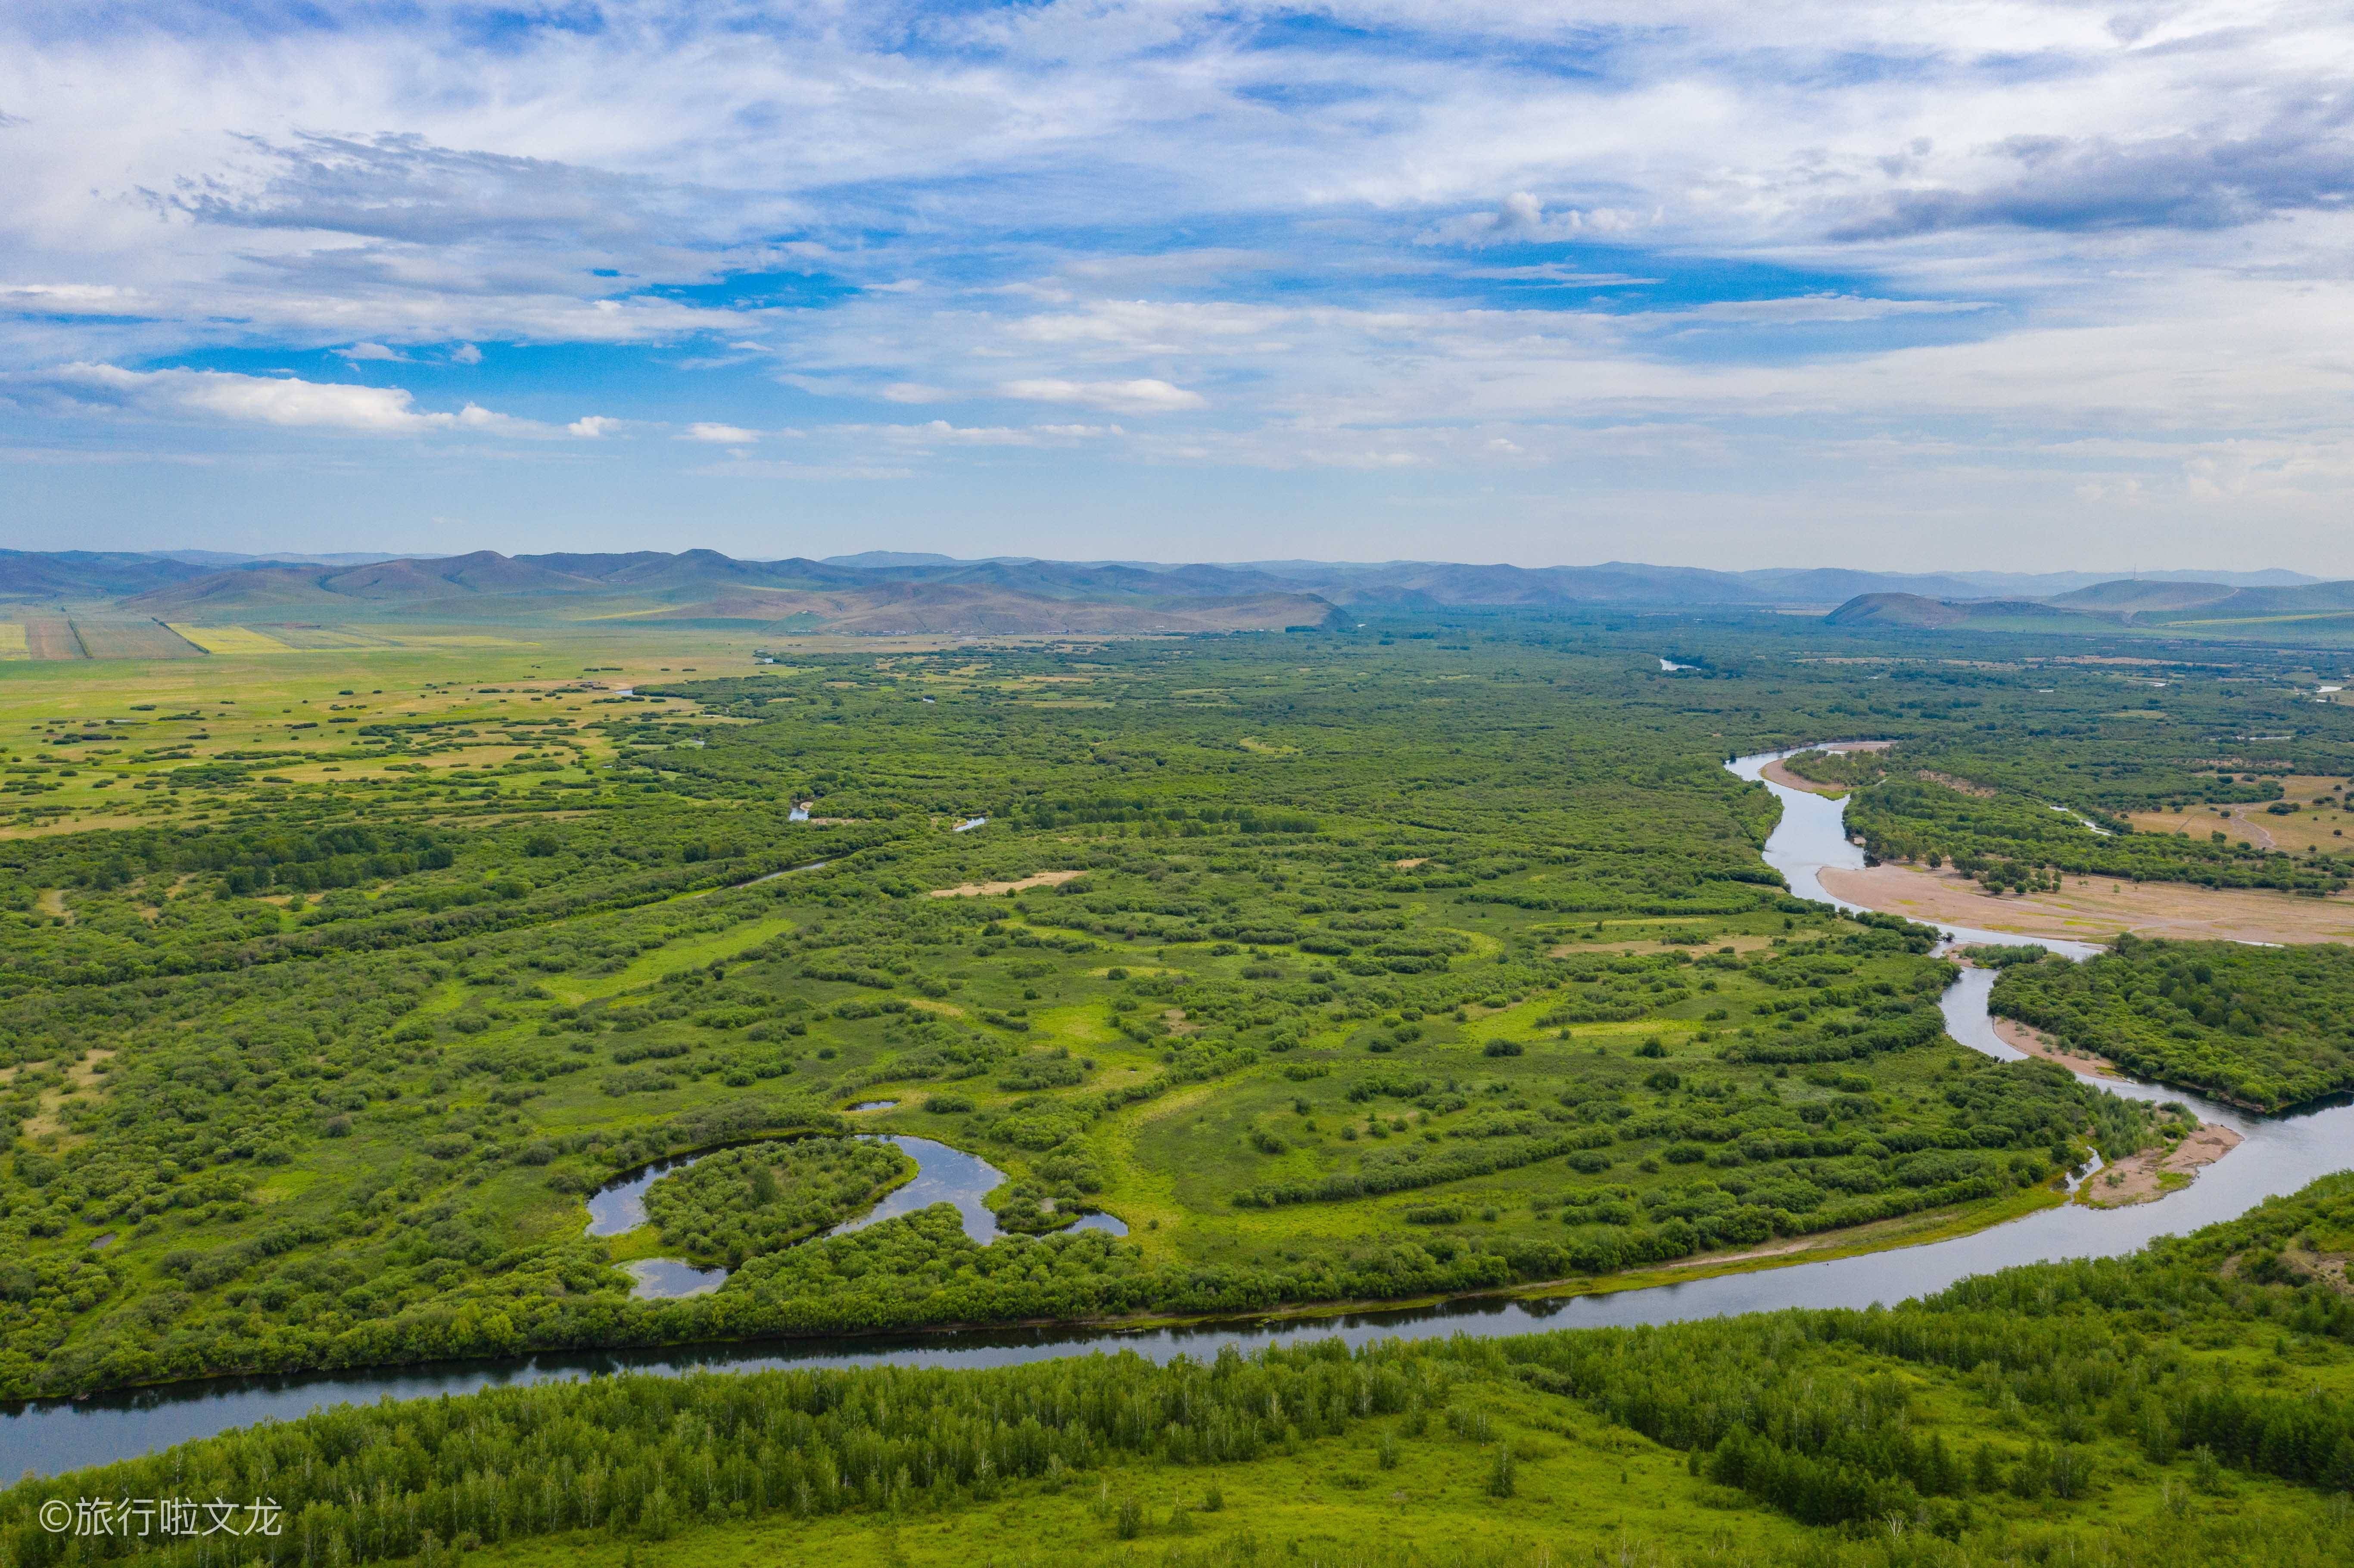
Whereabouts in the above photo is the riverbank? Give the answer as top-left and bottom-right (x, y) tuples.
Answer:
(6, 742), (2348, 1481)
(1071, 1179), (2076, 1334)
(1991, 1013), (2123, 1078)
(2080, 1122), (2243, 1207)
(1759, 758), (1844, 795)
(1820, 860), (2354, 946)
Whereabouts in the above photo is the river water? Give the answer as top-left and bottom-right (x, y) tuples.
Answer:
(4, 748), (2347, 1481)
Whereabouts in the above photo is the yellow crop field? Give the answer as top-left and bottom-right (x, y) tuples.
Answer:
(0, 623), (26, 659)
(168, 623), (297, 654)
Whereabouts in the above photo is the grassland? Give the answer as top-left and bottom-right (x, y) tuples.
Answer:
(7, 606), (2354, 1565)
(0, 619), (2212, 1403)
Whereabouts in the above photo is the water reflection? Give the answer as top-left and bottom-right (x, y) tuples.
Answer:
(585, 1154), (704, 1238)
(828, 1136), (1004, 1244)
(623, 1259), (728, 1299)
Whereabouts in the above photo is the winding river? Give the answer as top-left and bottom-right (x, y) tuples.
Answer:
(4, 748), (2348, 1481)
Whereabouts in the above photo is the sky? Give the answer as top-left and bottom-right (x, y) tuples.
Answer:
(4, 0), (2353, 570)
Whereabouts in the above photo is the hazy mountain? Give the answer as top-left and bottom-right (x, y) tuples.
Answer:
(0, 550), (211, 600)
(105, 549), (1344, 635)
(8, 545), (2341, 639)
(1826, 594), (1990, 628)
(1942, 568), (2318, 594)
(819, 551), (965, 568)
(2047, 580), (2239, 613)
(147, 550), (424, 568)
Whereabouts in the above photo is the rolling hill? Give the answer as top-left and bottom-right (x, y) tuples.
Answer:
(102, 550), (1345, 636)
(3, 544), (2344, 641)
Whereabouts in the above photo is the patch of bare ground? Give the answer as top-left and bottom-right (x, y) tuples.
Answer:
(22, 1048), (116, 1143)
(2298, 1251), (2354, 1297)
(2082, 1122), (2243, 1207)
(2134, 779), (2354, 855)
(1915, 771), (1995, 797)
(1760, 759), (1846, 795)
(928, 869), (1084, 898)
(1393, 857), (1429, 869)
(1549, 934), (1777, 958)
(1819, 861), (2354, 946)
(1991, 1015), (2124, 1077)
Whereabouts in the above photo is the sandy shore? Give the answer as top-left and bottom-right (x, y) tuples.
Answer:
(1819, 861), (2354, 946)
(1992, 1015), (2124, 1076)
(1980, 994), (2244, 1209)
(2080, 1122), (2242, 1207)
(1761, 758), (1846, 795)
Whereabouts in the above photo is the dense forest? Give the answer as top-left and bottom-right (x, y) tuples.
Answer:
(5, 1172), (2349, 1568)
(1989, 935), (2354, 1110)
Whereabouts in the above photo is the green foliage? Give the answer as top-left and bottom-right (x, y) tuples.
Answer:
(1852, 778), (2341, 893)
(0, 625), (2218, 1400)
(9, 1174), (2354, 1568)
(642, 1138), (914, 1266)
(1991, 933), (2354, 1109)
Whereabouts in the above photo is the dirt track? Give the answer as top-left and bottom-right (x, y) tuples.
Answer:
(1819, 862), (2354, 946)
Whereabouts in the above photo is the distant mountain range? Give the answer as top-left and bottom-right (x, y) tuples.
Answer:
(0, 547), (2337, 638)
(1828, 578), (2354, 636)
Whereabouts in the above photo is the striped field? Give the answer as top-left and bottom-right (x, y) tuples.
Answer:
(21, 617), (84, 659)
(73, 619), (206, 659)
(168, 623), (297, 654)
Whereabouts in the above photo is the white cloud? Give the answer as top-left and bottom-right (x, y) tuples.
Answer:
(0, 284), (143, 314)
(689, 459), (913, 480)
(831, 420), (1124, 448)
(9, 363), (599, 438)
(682, 422), (763, 443)
(567, 415), (622, 438)
(998, 378), (1206, 413)
(45, 364), (457, 432)
(10, 0), (2354, 560)
(1420, 194), (1662, 248)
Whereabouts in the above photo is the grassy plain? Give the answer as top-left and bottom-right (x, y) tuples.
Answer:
(0, 613), (2347, 1406)
(0, 618), (2189, 1404)
(6, 610), (2354, 1566)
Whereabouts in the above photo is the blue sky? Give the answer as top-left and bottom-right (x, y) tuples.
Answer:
(4, 0), (2352, 569)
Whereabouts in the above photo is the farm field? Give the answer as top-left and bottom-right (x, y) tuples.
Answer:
(19, 615), (84, 660)
(166, 623), (297, 654)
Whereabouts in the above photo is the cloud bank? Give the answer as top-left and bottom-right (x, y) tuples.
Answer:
(4, 0), (2353, 564)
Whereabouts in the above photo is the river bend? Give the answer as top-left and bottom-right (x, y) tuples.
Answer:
(3, 747), (2346, 1480)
